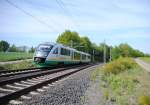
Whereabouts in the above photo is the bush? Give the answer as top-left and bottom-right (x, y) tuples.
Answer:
(103, 57), (137, 74)
(138, 95), (150, 105)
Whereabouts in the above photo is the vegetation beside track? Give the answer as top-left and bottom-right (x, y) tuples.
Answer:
(91, 57), (150, 105)
(0, 60), (37, 70)
(0, 52), (33, 62)
(140, 57), (150, 64)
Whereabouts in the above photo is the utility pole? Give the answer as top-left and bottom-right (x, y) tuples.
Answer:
(109, 47), (112, 62)
(103, 40), (106, 64)
(70, 40), (73, 48)
(93, 50), (95, 62)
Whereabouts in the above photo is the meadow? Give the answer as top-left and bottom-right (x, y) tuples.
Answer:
(0, 52), (33, 62)
(0, 60), (37, 70)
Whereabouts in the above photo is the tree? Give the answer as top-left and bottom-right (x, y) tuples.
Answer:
(111, 43), (145, 60)
(29, 47), (35, 53)
(111, 46), (121, 60)
(9, 44), (17, 52)
(0, 40), (9, 52)
(119, 43), (133, 57)
(57, 30), (81, 47)
(80, 36), (92, 53)
(98, 43), (110, 62)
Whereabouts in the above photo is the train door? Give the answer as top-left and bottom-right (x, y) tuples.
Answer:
(52, 47), (58, 59)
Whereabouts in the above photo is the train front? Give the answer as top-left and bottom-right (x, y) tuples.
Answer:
(34, 43), (53, 66)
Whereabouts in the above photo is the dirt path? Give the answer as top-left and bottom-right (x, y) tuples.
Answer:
(0, 59), (32, 65)
(135, 58), (150, 72)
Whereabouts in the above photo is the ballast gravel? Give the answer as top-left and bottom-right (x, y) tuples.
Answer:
(14, 65), (100, 105)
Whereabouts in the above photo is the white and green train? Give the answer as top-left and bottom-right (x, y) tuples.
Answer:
(34, 42), (91, 66)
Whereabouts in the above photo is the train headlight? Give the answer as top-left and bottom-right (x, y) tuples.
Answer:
(34, 57), (46, 63)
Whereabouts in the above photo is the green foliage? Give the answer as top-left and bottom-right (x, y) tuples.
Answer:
(97, 57), (150, 105)
(0, 40), (9, 52)
(57, 30), (93, 54)
(99, 59), (142, 105)
(90, 68), (100, 81)
(138, 95), (150, 105)
(29, 46), (35, 53)
(103, 57), (137, 74)
(57, 30), (147, 62)
(98, 43), (111, 62)
(9, 44), (18, 52)
(103, 89), (109, 100)
(105, 74), (136, 94)
(57, 30), (81, 47)
(0, 52), (33, 62)
(100, 68), (140, 105)
(80, 36), (92, 53)
(112, 43), (144, 60)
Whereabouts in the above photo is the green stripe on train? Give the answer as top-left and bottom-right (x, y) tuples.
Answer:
(45, 60), (79, 65)
(34, 60), (80, 67)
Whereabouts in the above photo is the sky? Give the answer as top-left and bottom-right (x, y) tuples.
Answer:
(0, 0), (150, 53)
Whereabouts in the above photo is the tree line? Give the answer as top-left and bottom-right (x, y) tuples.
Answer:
(57, 30), (150, 62)
(0, 40), (35, 53)
(1, 30), (149, 61)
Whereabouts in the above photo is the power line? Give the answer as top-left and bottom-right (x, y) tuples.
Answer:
(24, 0), (65, 31)
(5, 0), (58, 32)
(55, 0), (78, 30)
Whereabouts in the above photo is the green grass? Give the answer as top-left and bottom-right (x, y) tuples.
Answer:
(91, 57), (150, 105)
(0, 60), (37, 70)
(0, 52), (33, 62)
(140, 57), (150, 63)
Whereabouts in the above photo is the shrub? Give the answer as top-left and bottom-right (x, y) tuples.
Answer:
(138, 95), (150, 105)
(103, 57), (137, 74)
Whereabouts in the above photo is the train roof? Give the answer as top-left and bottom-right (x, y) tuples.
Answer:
(40, 42), (90, 56)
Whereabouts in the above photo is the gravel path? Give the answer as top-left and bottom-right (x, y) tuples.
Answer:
(9, 65), (101, 105)
(135, 58), (150, 72)
(83, 75), (103, 105)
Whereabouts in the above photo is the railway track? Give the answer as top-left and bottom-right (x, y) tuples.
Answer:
(0, 64), (82, 78)
(0, 67), (48, 78)
(0, 64), (96, 105)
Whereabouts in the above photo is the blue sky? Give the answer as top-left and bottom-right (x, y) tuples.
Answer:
(0, 0), (150, 53)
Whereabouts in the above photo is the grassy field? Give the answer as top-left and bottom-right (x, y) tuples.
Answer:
(140, 57), (150, 63)
(0, 60), (37, 70)
(0, 52), (33, 62)
(91, 57), (150, 105)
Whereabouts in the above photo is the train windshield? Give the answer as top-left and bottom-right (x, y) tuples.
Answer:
(37, 44), (53, 51)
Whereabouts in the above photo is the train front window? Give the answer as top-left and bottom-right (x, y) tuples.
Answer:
(37, 44), (53, 51)
(35, 44), (53, 58)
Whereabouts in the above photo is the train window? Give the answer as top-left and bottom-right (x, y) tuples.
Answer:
(67, 50), (70, 56)
(74, 52), (80, 60)
(60, 48), (64, 55)
(53, 48), (58, 54)
(88, 56), (91, 59)
(60, 48), (70, 56)
(82, 54), (86, 60)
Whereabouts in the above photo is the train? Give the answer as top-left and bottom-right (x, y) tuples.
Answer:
(33, 42), (91, 66)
